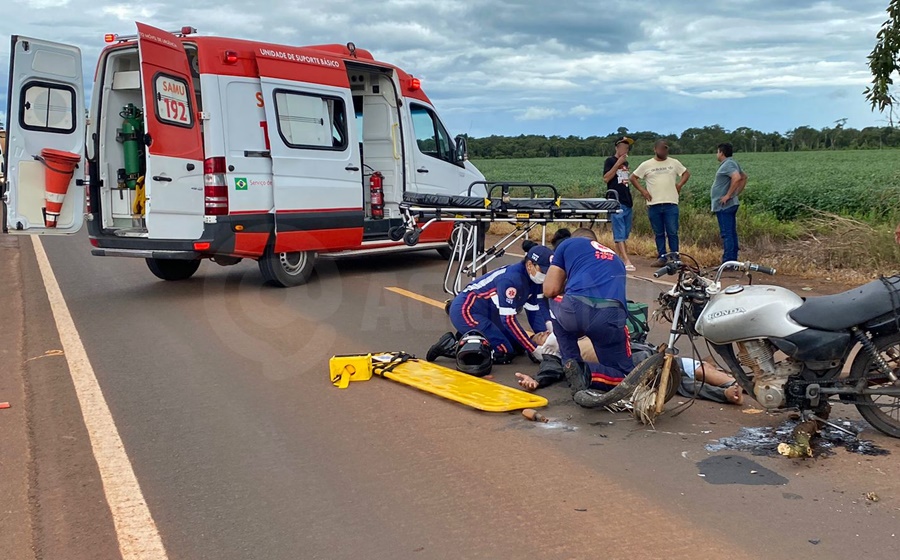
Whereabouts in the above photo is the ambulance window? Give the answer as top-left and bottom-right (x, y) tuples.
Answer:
(153, 74), (194, 128)
(273, 90), (348, 151)
(410, 104), (452, 162)
(19, 82), (76, 134)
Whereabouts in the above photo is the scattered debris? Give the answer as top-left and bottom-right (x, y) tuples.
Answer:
(24, 349), (64, 363)
(866, 492), (880, 503)
(522, 408), (549, 423)
(707, 419), (889, 458)
(809, 539), (821, 545)
(750, 470), (758, 474)
(0, 402), (10, 410)
(574, 508), (588, 512)
(742, 408), (764, 415)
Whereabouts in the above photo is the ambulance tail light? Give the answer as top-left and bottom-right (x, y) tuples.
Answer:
(204, 157), (229, 216)
(224, 50), (239, 64)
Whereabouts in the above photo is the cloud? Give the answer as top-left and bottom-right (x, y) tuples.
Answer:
(517, 107), (563, 121)
(0, 0), (891, 137)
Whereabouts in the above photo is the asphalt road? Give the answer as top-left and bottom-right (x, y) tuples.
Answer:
(4, 231), (900, 560)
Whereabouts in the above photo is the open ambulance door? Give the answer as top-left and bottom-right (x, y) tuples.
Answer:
(3, 36), (85, 234)
(256, 56), (364, 253)
(136, 22), (204, 240)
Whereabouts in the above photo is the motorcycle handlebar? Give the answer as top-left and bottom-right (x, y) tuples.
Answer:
(748, 263), (777, 275)
(653, 265), (671, 278)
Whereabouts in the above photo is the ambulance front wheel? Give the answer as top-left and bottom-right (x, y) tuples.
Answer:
(146, 258), (201, 281)
(258, 248), (317, 287)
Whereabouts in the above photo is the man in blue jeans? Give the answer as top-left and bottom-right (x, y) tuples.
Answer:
(543, 228), (634, 408)
(710, 142), (747, 263)
(602, 136), (636, 271)
(630, 140), (691, 267)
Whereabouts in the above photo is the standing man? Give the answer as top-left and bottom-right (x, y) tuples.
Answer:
(603, 137), (636, 271)
(710, 143), (747, 263)
(630, 140), (691, 267)
(542, 228), (634, 408)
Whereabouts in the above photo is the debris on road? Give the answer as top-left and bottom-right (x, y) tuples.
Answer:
(522, 409), (549, 423)
(0, 402), (10, 410)
(866, 492), (880, 503)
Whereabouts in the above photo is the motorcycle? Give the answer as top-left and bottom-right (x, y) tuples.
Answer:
(617, 254), (900, 439)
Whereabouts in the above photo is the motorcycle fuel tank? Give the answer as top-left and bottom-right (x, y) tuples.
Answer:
(696, 284), (806, 344)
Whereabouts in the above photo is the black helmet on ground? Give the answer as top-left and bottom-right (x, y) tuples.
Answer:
(455, 330), (493, 377)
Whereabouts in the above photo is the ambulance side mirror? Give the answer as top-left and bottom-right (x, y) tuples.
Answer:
(454, 135), (468, 163)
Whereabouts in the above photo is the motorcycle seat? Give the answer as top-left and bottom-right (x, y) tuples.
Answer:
(789, 277), (898, 331)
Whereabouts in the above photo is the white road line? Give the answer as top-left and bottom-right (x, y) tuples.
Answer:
(31, 236), (168, 560)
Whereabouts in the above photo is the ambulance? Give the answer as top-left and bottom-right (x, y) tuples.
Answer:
(2, 22), (485, 286)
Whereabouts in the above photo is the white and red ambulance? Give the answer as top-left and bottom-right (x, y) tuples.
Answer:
(2, 22), (485, 286)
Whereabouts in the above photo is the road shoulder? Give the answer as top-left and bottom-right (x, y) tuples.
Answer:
(12, 236), (121, 560)
(0, 236), (35, 559)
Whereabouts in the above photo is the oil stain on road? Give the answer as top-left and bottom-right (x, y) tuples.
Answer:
(697, 455), (789, 485)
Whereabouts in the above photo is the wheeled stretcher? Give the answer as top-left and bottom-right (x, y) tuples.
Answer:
(392, 182), (622, 295)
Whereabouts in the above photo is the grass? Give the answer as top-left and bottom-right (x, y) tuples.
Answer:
(473, 151), (900, 281)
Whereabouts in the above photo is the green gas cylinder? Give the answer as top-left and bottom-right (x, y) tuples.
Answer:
(116, 104), (144, 190)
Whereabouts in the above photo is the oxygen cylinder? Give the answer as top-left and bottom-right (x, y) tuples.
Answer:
(117, 104), (144, 190)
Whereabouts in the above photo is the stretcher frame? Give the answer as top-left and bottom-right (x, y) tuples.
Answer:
(394, 182), (622, 295)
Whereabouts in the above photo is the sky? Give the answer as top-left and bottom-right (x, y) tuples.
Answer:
(1, 0), (895, 139)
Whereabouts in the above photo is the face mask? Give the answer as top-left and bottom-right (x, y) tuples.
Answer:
(530, 271), (546, 284)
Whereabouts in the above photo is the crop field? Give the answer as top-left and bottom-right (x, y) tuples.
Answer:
(472, 150), (900, 274)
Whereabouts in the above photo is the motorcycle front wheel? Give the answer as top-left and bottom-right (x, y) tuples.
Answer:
(848, 331), (900, 438)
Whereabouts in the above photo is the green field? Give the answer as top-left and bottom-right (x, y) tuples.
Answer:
(472, 150), (900, 271)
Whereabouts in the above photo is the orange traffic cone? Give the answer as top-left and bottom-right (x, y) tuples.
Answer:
(39, 148), (81, 228)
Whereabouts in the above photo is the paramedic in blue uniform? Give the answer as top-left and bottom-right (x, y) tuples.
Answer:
(543, 228), (633, 394)
(428, 245), (553, 364)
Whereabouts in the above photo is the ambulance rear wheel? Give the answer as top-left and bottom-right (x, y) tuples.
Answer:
(146, 258), (201, 281)
(258, 248), (317, 287)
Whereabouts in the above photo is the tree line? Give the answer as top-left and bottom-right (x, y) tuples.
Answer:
(466, 124), (900, 159)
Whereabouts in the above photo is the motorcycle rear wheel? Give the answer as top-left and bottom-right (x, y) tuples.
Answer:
(848, 331), (900, 438)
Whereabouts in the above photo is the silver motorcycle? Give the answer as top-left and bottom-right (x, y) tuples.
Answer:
(620, 255), (900, 438)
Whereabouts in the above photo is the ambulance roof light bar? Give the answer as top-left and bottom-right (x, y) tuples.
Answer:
(105, 26), (198, 43)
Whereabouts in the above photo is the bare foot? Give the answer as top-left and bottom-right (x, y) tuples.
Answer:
(515, 372), (539, 392)
(725, 383), (743, 405)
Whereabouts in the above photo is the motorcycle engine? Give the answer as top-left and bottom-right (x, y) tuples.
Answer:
(736, 340), (802, 409)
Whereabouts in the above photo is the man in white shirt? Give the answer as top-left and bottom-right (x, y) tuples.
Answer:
(630, 140), (691, 267)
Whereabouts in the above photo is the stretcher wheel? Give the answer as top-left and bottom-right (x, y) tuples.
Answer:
(388, 226), (406, 242)
(403, 229), (421, 246)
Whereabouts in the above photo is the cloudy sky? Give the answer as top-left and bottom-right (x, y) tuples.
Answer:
(1, 0), (894, 138)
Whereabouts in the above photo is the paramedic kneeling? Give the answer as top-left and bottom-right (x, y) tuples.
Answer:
(543, 228), (633, 405)
(428, 245), (553, 365)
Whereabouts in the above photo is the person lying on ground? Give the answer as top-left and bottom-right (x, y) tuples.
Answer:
(676, 357), (743, 405)
(516, 349), (743, 406)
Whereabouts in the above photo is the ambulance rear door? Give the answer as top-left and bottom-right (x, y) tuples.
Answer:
(136, 22), (204, 240)
(256, 53), (363, 253)
(3, 36), (85, 234)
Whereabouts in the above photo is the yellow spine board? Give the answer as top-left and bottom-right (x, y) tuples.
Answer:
(376, 357), (548, 412)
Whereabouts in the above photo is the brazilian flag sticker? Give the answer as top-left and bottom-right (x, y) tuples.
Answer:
(235, 177), (249, 190)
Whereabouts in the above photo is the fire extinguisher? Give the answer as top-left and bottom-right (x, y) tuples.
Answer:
(369, 171), (384, 219)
